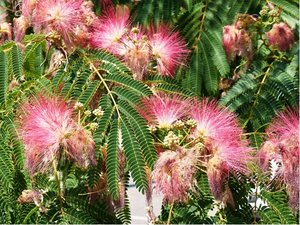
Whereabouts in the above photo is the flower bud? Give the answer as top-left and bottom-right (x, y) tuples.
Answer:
(266, 23), (295, 51)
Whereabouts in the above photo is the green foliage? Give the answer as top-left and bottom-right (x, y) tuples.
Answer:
(0, 0), (299, 223)
(220, 52), (299, 147)
(259, 189), (297, 224)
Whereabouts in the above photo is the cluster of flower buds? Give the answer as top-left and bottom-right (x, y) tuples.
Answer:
(257, 108), (299, 212)
(91, 6), (189, 79)
(140, 93), (251, 204)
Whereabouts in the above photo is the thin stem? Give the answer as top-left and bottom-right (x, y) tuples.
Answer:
(83, 55), (121, 119)
(242, 61), (275, 128)
(52, 159), (64, 214)
(252, 183), (259, 224)
(167, 201), (174, 225)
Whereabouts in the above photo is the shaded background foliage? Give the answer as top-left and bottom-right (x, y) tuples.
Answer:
(0, 0), (299, 224)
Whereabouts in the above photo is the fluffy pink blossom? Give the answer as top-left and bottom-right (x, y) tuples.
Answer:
(13, 16), (29, 42)
(153, 147), (198, 203)
(21, 0), (37, 18)
(222, 25), (239, 61)
(149, 25), (189, 77)
(32, 0), (86, 47)
(19, 95), (96, 175)
(266, 23), (295, 51)
(207, 154), (230, 200)
(91, 5), (130, 54)
(122, 27), (150, 80)
(222, 25), (253, 61)
(189, 99), (251, 199)
(189, 99), (243, 143)
(139, 93), (189, 129)
(12, 0), (36, 42)
(0, 22), (12, 43)
(258, 108), (299, 211)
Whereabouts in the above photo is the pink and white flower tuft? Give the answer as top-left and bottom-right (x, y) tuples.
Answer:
(32, 0), (86, 47)
(139, 92), (189, 129)
(257, 108), (299, 211)
(222, 25), (239, 61)
(190, 99), (251, 199)
(153, 147), (198, 203)
(149, 25), (189, 77)
(19, 95), (96, 175)
(122, 27), (150, 80)
(189, 99), (243, 143)
(91, 5), (130, 55)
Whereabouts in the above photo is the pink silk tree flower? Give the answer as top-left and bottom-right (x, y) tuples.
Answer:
(32, 0), (86, 47)
(122, 27), (151, 80)
(0, 22), (12, 43)
(139, 92), (189, 129)
(148, 25), (189, 77)
(152, 147), (198, 203)
(189, 99), (243, 144)
(222, 24), (253, 62)
(266, 23), (295, 51)
(205, 140), (250, 200)
(21, 0), (37, 18)
(258, 108), (299, 211)
(189, 99), (251, 199)
(13, 16), (29, 42)
(19, 95), (96, 175)
(13, 0), (36, 42)
(91, 5), (130, 55)
(206, 154), (230, 200)
(222, 25), (239, 61)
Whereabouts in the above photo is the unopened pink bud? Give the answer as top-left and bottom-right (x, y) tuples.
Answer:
(266, 23), (295, 51)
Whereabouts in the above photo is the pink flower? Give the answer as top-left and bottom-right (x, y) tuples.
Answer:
(207, 154), (229, 200)
(189, 99), (243, 143)
(189, 99), (251, 199)
(21, 0), (37, 18)
(266, 23), (295, 51)
(222, 25), (239, 61)
(13, 16), (29, 42)
(0, 22), (12, 43)
(222, 25), (253, 61)
(122, 27), (150, 80)
(91, 5), (130, 54)
(12, 0), (36, 42)
(258, 108), (299, 211)
(139, 92), (189, 129)
(148, 25), (189, 77)
(19, 95), (96, 175)
(32, 0), (86, 47)
(153, 147), (198, 203)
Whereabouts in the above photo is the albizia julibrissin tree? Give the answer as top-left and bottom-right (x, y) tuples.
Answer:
(0, 0), (298, 224)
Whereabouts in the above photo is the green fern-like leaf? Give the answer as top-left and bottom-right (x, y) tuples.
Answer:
(77, 81), (100, 107)
(121, 118), (148, 193)
(107, 119), (120, 199)
(118, 100), (157, 169)
(0, 50), (8, 106)
(94, 95), (115, 148)
(260, 190), (297, 224)
(62, 208), (98, 224)
(11, 44), (23, 81)
(105, 73), (152, 97)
